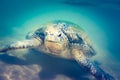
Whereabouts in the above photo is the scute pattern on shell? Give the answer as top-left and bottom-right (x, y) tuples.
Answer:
(53, 20), (96, 57)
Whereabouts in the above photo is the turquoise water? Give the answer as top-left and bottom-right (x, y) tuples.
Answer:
(0, 0), (120, 80)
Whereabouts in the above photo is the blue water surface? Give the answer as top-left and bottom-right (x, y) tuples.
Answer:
(0, 0), (120, 80)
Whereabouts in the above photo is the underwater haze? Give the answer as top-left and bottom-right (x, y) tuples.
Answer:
(0, 0), (120, 80)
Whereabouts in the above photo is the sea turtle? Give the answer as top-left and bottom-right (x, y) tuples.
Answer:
(0, 20), (114, 80)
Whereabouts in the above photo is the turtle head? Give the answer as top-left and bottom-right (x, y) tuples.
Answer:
(44, 25), (68, 53)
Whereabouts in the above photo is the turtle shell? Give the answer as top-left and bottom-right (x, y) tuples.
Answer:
(53, 20), (96, 58)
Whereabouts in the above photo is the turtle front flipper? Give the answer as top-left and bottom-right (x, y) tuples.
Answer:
(72, 49), (115, 80)
(0, 38), (41, 53)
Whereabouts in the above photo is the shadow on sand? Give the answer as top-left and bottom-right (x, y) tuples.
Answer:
(0, 49), (92, 80)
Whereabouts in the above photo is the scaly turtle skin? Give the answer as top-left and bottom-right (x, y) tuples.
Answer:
(0, 20), (115, 80)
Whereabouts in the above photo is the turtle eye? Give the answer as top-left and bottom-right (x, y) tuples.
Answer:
(58, 34), (61, 37)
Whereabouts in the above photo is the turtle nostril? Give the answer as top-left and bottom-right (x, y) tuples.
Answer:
(58, 34), (61, 37)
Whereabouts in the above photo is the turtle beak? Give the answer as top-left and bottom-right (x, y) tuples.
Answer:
(44, 40), (65, 53)
(45, 40), (59, 43)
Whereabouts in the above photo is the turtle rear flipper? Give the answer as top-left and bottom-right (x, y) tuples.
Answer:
(78, 59), (115, 80)
(0, 38), (41, 53)
(72, 50), (115, 80)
